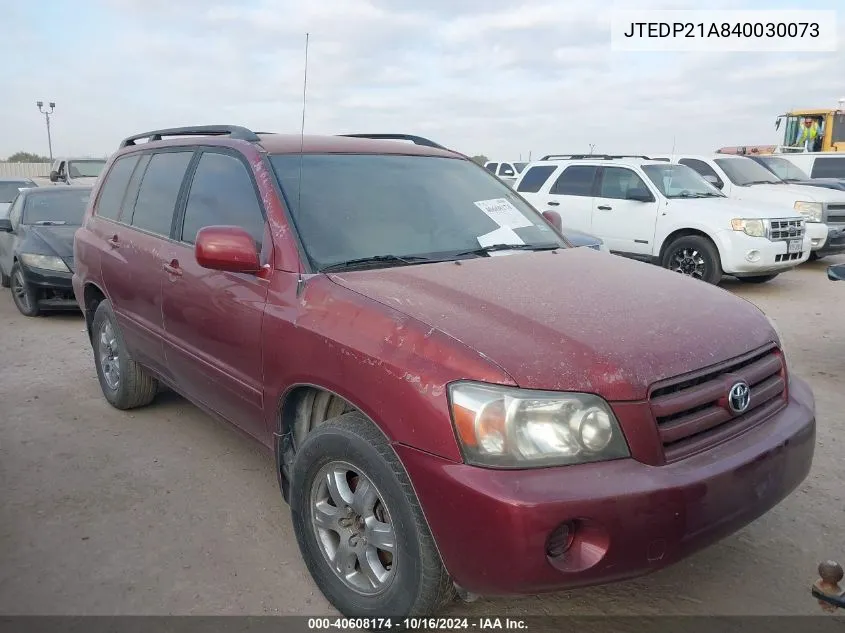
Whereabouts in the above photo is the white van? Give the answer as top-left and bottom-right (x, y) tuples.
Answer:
(513, 156), (809, 284)
(770, 152), (845, 180)
(650, 154), (845, 260)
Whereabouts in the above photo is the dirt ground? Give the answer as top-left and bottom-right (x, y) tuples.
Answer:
(0, 257), (843, 617)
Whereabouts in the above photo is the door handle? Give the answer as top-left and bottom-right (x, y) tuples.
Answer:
(597, 205), (612, 211)
(163, 260), (182, 276)
(107, 235), (120, 248)
(547, 201), (560, 206)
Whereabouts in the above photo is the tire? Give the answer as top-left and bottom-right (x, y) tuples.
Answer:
(736, 274), (779, 284)
(661, 235), (722, 285)
(290, 411), (454, 624)
(0, 268), (9, 288)
(91, 299), (158, 410)
(808, 252), (824, 261)
(10, 263), (40, 317)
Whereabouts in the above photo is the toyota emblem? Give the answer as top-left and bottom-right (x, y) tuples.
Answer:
(728, 382), (751, 414)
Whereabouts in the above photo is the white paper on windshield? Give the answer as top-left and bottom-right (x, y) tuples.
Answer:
(473, 198), (533, 229)
(477, 226), (525, 255)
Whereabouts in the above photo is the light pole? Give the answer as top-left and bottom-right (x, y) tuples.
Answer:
(36, 101), (55, 162)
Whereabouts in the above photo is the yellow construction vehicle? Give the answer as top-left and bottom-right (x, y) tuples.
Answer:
(717, 98), (845, 156)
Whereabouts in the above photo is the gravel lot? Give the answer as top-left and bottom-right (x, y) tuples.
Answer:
(0, 257), (842, 617)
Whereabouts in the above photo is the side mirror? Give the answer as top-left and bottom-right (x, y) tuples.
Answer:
(0, 218), (12, 232)
(828, 263), (845, 281)
(542, 210), (563, 233)
(626, 189), (654, 202)
(195, 225), (261, 274)
(49, 171), (59, 182)
(703, 174), (724, 189)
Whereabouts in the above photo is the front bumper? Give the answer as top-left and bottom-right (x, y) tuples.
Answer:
(715, 230), (811, 275)
(398, 376), (815, 596)
(19, 262), (78, 309)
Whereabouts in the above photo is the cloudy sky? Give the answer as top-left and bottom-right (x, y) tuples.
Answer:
(4, 0), (843, 161)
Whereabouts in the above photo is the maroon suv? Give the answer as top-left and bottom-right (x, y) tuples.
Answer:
(73, 126), (815, 620)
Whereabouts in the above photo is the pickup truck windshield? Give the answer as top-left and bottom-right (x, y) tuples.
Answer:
(714, 157), (781, 186)
(755, 156), (810, 181)
(67, 160), (106, 179)
(269, 154), (564, 270)
(22, 191), (90, 225)
(642, 164), (725, 198)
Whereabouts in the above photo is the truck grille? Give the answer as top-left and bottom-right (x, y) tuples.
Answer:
(648, 345), (786, 463)
(768, 219), (804, 241)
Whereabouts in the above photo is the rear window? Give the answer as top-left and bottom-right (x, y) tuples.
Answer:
(516, 165), (557, 193)
(95, 155), (140, 221)
(811, 157), (845, 179)
(22, 190), (90, 225)
(0, 181), (34, 203)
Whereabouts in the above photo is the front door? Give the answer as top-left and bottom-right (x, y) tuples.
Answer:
(160, 150), (270, 441)
(591, 166), (659, 256)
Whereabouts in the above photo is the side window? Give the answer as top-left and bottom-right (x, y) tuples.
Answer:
(516, 165), (557, 193)
(94, 155), (140, 221)
(180, 152), (266, 247)
(679, 158), (723, 186)
(550, 165), (598, 196)
(498, 163), (515, 177)
(598, 167), (651, 200)
(832, 113), (845, 144)
(57, 161), (66, 177)
(129, 151), (193, 236)
(811, 158), (845, 179)
(485, 163), (498, 174)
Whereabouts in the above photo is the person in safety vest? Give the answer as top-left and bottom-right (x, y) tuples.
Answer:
(795, 117), (820, 151)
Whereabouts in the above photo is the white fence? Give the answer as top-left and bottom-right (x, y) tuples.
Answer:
(0, 162), (52, 178)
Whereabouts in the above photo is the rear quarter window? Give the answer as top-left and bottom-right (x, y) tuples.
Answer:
(811, 157), (845, 179)
(94, 155), (140, 221)
(516, 165), (557, 193)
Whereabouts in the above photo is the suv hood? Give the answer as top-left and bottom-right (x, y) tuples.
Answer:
(742, 182), (845, 203)
(784, 178), (845, 191)
(664, 196), (803, 219)
(329, 249), (776, 401)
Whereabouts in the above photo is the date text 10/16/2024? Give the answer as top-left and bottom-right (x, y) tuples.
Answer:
(308, 617), (528, 630)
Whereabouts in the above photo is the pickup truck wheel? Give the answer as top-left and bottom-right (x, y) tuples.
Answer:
(737, 274), (779, 283)
(290, 411), (454, 621)
(92, 299), (158, 410)
(10, 263), (40, 317)
(662, 236), (722, 285)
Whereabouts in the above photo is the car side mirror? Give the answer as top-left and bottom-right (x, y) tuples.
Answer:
(0, 218), (12, 232)
(195, 225), (261, 274)
(828, 263), (845, 281)
(626, 189), (654, 202)
(542, 210), (563, 233)
(703, 174), (724, 189)
(49, 171), (59, 183)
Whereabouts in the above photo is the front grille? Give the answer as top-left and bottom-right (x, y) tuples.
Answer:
(827, 214), (845, 224)
(776, 252), (803, 262)
(649, 345), (786, 463)
(769, 219), (805, 241)
(826, 204), (845, 211)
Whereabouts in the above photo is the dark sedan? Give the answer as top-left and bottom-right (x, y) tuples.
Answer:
(0, 186), (91, 316)
(746, 155), (845, 191)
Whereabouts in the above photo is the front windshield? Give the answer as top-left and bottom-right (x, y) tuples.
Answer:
(641, 164), (725, 198)
(269, 154), (564, 270)
(714, 157), (781, 185)
(514, 162), (528, 173)
(67, 160), (106, 179)
(0, 181), (33, 203)
(22, 190), (90, 225)
(757, 156), (810, 180)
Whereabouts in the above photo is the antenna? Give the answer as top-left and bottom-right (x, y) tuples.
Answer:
(296, 33), (310, 244)
(589, 144), (596, 155)
(671, 136), (676, 155)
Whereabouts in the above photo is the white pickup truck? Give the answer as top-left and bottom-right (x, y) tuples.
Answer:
(513, 156), (810, 284)
(49, 157), (107, 186)
(650, 153), (845, 260)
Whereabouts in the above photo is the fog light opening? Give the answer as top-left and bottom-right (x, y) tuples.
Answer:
(546, 521), (576, 559)
(811, 238), (822, 246)
(745, 249), (761, 263)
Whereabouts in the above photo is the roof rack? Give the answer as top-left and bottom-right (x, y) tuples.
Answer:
(338, 133), (448, 150)
(540, 154), (653, 161)
(119, 125), (261, 149)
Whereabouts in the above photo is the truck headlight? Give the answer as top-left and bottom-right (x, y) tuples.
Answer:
(794, 201), (823, 222)
(730, 218), (766, 237)
(19, 253), (69, 272)
(448, 382), (630, 468)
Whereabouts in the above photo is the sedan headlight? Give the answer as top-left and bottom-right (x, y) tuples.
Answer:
(731, 218), (766, 237)
(20, 253), (69, 272)
(794, 201), (823, 222)
(448, 382), (630, 468)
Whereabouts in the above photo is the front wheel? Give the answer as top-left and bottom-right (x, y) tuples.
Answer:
(736, 274), (779, 284)
(661, 235), (723, 285)
(809, 252), (825, 261)
(290, 412), (454, 623)
(10, 263), (40, 317)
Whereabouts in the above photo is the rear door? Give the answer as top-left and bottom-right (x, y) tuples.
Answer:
(590, 166), (659, 256)
(160, 149), (270, 441)
(99, 150), (194, 374)
(541, 164), (598, 232)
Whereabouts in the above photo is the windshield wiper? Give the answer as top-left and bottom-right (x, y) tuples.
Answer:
(451, 242), (561, 258)
(742, 180), (779, 186)
(32, 220), (67, 226)
(320, 254), (436, 272)
(671, 192), (724, 198)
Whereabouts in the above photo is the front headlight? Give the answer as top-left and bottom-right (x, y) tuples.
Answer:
(730, 218), (766, 237)
(19, 253), (69, 272)
(794, 201), (823, 222)
(448, 382), (630, 468)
